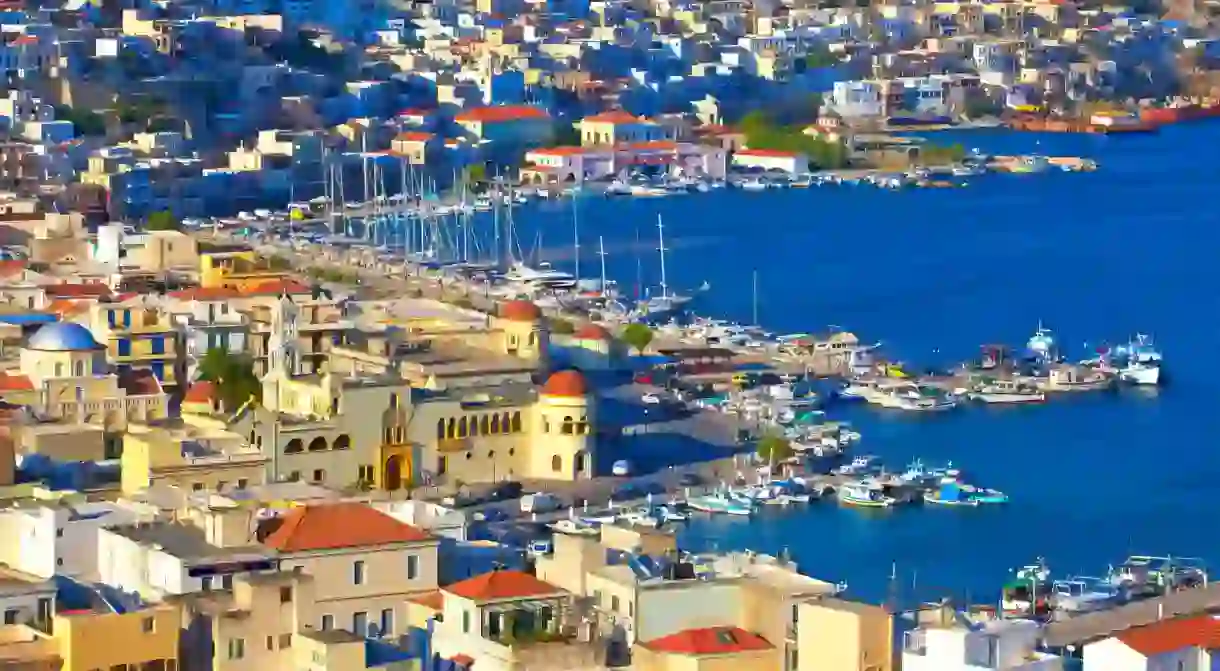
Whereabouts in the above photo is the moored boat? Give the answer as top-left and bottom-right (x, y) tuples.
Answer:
(838, 481), (896, 508)
(686, 492), (755, 516)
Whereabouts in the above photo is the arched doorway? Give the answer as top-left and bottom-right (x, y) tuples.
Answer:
(385, 455), (403, 490)
(574, 451), (587, 476)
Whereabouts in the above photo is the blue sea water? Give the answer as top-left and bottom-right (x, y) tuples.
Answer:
(488, 124), (1220, 605)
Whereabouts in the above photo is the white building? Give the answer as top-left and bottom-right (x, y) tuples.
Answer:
(375, 499), (467, 541)
(731, 148), (809, 173)
(903, 614), (1063, 671)
(1083, 615), (1220, 671)
(0, 566), (54, 628)
(0, 499), (155, 579)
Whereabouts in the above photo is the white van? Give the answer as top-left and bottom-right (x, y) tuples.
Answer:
(520, 493), (562, 514)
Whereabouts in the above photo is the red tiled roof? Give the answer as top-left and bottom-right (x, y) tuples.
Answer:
(261, 502), (433, 552)
(183, 381), (217, 404)
(443, 569), (563, 602)
(455, 105), (551, 123)
(1115, 616), (1220, 657)
(499, 300), (541, 321)
(450, 654), (475, 667)
(169, 287), (242, 300)
(0, 372), (33, 392)
(395, 131), (436, 142)
(46, 283), (111, 299)
(583, 110), (646, 124)
(541, 370), (587, 397)
(246, 279), (312, 296)
(529, 146), (588, 157)
(409, 591), (444, 611)
(119, 369), (162, 396)
(640, 626), (774, 656)
(615, 140), (677, 152)
(0, 260), (25, 278)
(736, 148), (802, 158)
(575, 323), (611, 340)
(46, 300), (90, 318)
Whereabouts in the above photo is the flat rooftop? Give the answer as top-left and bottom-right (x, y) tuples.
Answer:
(0, 566), (54, 596)
(107, 522), (271, 562)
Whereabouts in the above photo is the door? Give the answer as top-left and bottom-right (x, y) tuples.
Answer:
(384, 455), (402, 491)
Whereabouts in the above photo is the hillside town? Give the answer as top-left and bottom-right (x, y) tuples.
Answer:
(0, 0), (1214, 666)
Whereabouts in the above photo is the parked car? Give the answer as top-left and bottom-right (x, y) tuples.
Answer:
(641, 392), (662, 405)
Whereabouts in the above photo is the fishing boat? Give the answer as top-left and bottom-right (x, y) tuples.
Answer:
(549, 518), (601, 536)
(1104, 555), (1208, 598)
(686, 492), (754, 516)
(838, 481), (896, 508)
(1111, 334), (1163, 386)
(924, 482), (981, 507)
(1052, 577), (1127, 614)
(1002, 559), (1053, 614)
(837, 455), (881, 475)
(968, 378), (1046, 404)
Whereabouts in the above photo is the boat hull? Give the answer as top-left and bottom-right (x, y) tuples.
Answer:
(1119, 365), (1160, 386)
(970, 392), (1046, 404)
(839, 495), (893, 508)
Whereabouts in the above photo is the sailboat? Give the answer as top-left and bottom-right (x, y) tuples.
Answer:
(638, 215), (703, 319)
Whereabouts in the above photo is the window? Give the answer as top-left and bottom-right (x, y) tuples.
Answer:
(118, 339), (131, 356)
(150, 337), (165, 354)
(266, 635), (274, 651)
(280, 586), (292, 603)
(359, 465), (374, 482)
(321, 614), (334, 631)
(353, 611), (368, 636)
(407, 554), (419, 580)
(462, 610), (471, 634)
(227, 638), (245, 660)
(142, 617), (155, 633)
(236, 478), (248, 489)
(288, 471), (301, 482)
(551, 455), (563, 472)
(3, 609), (17, 625)
(611, 596), (620, 613)
(353, 560), (366, 585)
(221, 575), (233, 590)
(380, 608), (394, 637)
(284, 439), (303, 454)
(200, 576), (213, 591)
(312, 469), (325, 483)
(278, 633), (292, 649)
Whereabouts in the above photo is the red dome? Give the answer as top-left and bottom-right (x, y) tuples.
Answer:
(575, 323), (612, 340)
(541, 370), (588, 397)
(500, 300), (542, 322)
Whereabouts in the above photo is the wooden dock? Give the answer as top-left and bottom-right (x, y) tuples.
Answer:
(1043, 583), (1220, 648)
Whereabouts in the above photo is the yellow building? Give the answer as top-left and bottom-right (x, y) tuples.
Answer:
(796, 598), (893, 671)
(89, 298), (181, 389)
(199, 247), (292, 291)
(0, 604), (180, 671)
(120, 419), (268, 495)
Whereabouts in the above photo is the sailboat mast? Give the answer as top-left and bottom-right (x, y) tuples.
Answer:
(598, 235), (607, 297)
(657, 214), (669, 300)
(572, 195), (581, 282)
(752, 269), (759, 325)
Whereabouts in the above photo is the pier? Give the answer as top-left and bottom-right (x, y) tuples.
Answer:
(1043, 583), (1220, 647)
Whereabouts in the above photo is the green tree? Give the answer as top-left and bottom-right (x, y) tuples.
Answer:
(620, 323), (654, 354)
(550, 318), (576, 335)
(197, 348), (261, 410)
(756, 434), (793, 463)
(146, 210), (180, 231)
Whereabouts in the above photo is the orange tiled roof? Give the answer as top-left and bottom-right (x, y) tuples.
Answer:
(443, 569), (563, 602)
(455, 105), (551, 123)
(1116, 616), (1220, 657)
(541, 369), (587, 397)
(640, 626), (773, 656)
(530, 146), (588, 156)
(0, 372), (33, 392)
(261, 502), (433, 552)
(409, 591), (444, 611)
(183, 381), (217, 404)
(395, 131), (436, 142)
(46, 300), (91, 318)
(582, 110), (646, 124)
(736, 148), (801, 158)
(118, 369), (162, 396)
(246, 279), (312, 296)
(169, 287), (242, 300)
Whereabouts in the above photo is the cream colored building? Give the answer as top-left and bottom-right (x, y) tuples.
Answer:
(120, 419), (268, 495)
(4, 321), (168, 457)
(260, 502), (440, 639)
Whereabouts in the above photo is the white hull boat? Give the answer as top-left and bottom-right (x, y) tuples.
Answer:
(1119, 363), (1160, 386)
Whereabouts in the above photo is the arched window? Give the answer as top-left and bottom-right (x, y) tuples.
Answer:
(490, 414), (501, 434)
(74, 361), (84, 376)
(436, 419), (446, 440)
(577, 415), (589, 435)
(308, 437), (327, 452)
(284, 439), (303, 454)
(480, 415), (491, 435)
(54, 363), (63, 376)
(551, 455), (563, 472)
(575, 452), (587, 474)
(389, 393), (399, 409)
(446, 418), (456, 439)
(528, 332), (537, 346)
(561, 416), (574, 435)
(511, 412), (522, 433)
(457, 417), (468, 438)
(502, 412), (512, 433)
(333, 435), (350, 451)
